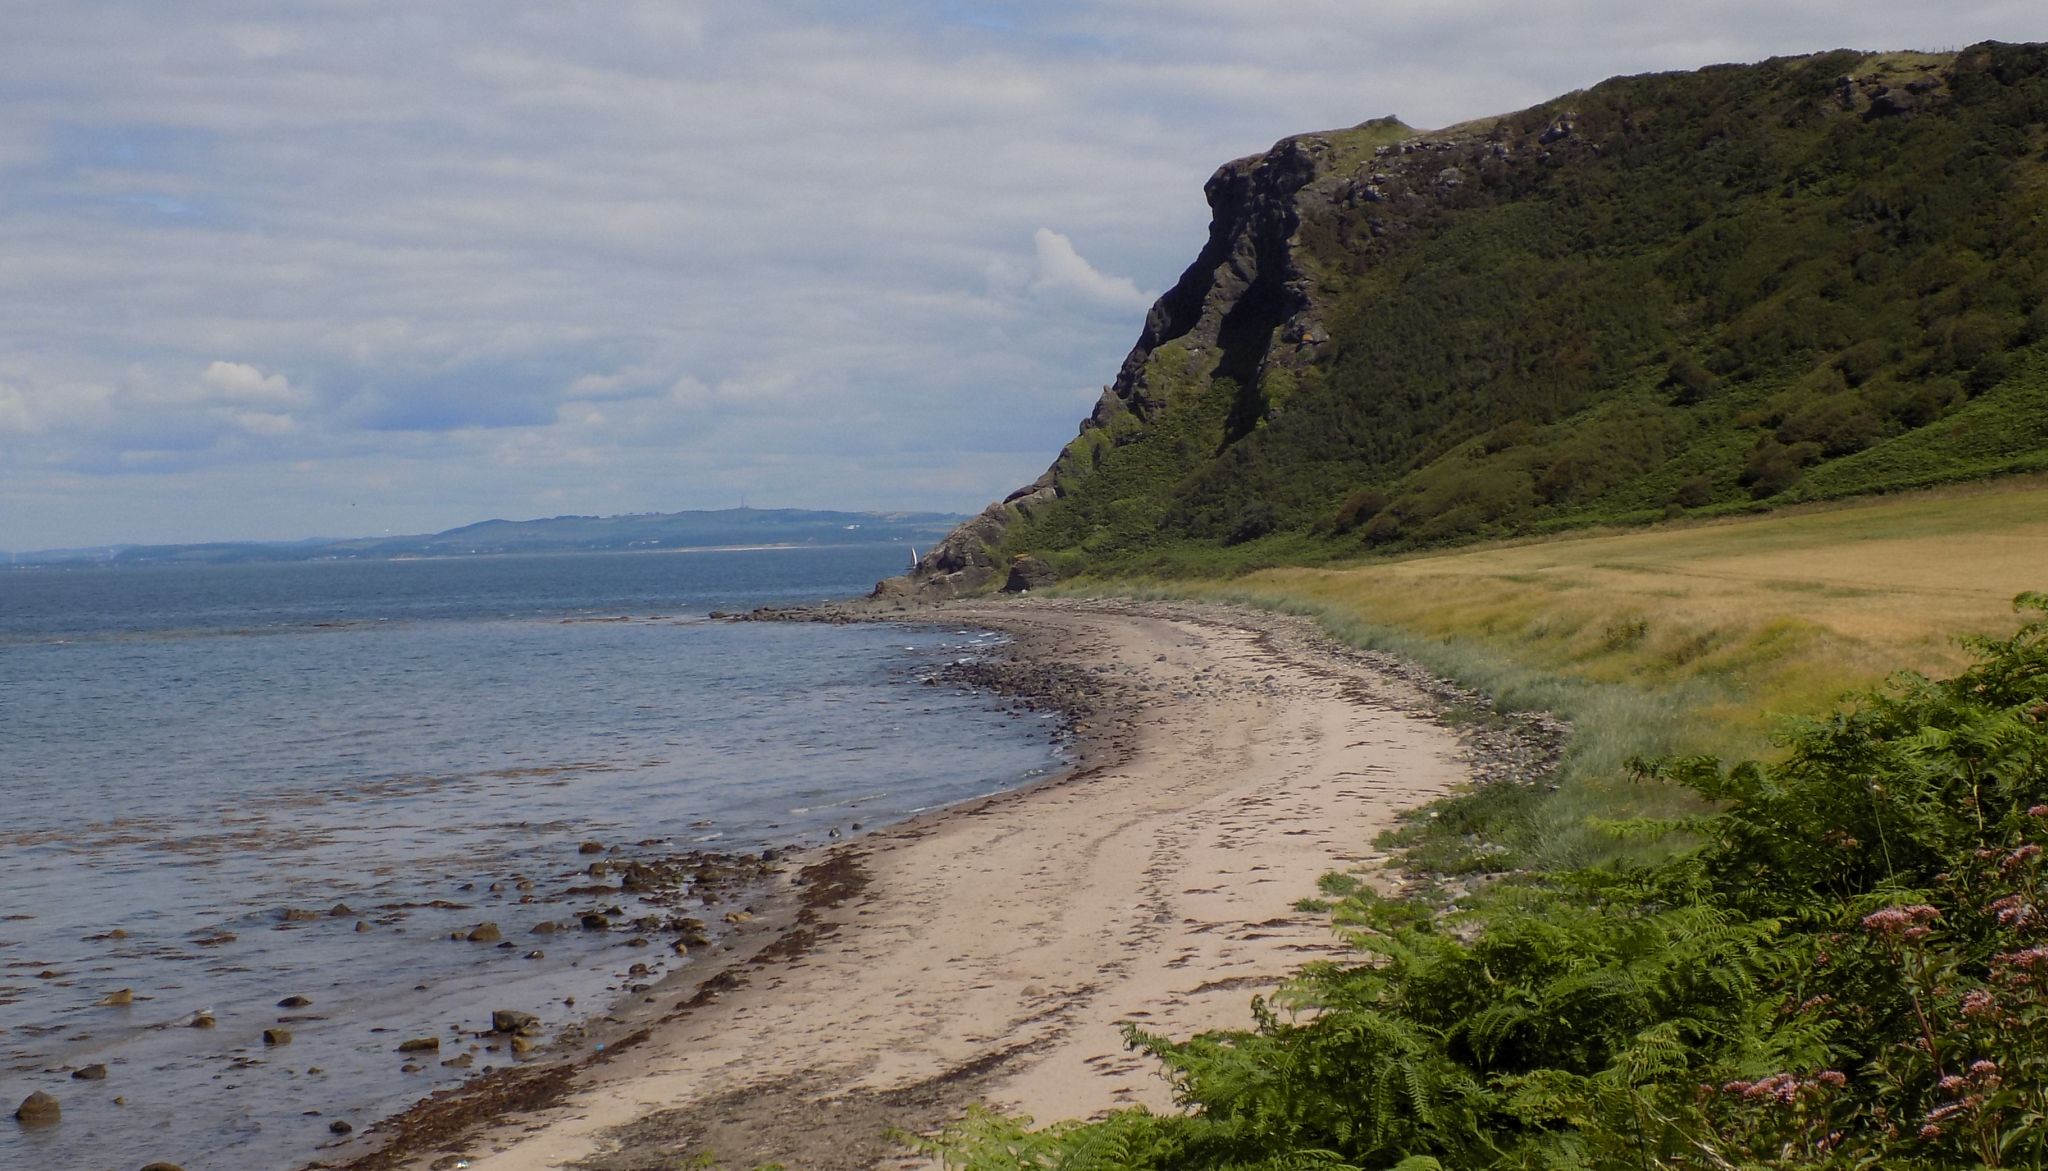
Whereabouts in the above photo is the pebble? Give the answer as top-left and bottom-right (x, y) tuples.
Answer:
(278, 995), (314, 1008)
(329, 1119), (353, 1135)
(70, 1065), (107, 1081)
(466, 922), (502, 943)
(397, 1037), (439, 1053)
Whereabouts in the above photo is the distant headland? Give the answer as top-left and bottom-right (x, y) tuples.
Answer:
(3, 507), (966, 567)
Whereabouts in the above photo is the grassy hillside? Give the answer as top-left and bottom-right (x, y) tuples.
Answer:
(996, 43), (2048, 577)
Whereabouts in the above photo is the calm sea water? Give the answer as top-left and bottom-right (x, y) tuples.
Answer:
(0, 546), (1062, 1171)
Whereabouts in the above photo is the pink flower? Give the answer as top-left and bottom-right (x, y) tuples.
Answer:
(1921, 1122), (1944, 1139)
(2004, 843), (2044, 871)
(1993, 945), (2048, 974)
(1817, 1070), (1848, 1088)
(2028, 804), (2048, 818)
(1962, 988), (1999, 1019)
(1939, 1074), (1967, 1093)
(1970, 1059), (1998, 1076)
(1988, 894), (2037, 927)
(1863, 904), (1942, 935)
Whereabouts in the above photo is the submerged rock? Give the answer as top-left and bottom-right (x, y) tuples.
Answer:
(70, 1065), (107, 1081)
(278, 995), (313, 1008)
(397, 1037), (439, 1053)
(96, 988), (134, 1006)
(262, 1028), (292, 1046)
(466, 922), (502, 943)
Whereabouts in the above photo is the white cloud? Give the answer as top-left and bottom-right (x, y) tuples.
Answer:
(224, 409), (298, 436)
(1027, 228), (1156, 313)
(200, 361), (305, 407)
(0, 382), (35, 435)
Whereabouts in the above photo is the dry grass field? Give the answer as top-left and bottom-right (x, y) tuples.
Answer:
(1238, 475), (2048, 747)
(1119, 476), (2048, 867)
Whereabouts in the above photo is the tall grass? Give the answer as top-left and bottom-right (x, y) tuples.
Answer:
(1065, 481), (2048, 873)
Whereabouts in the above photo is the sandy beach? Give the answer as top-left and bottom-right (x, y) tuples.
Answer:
(353, 598), (1494, 1171)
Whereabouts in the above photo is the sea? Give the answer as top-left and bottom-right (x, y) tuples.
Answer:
(0, 545), (1064, 1171)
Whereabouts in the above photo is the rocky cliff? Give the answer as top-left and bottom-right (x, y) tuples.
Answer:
(874, 119), (1402, 599)
(880, 42), (2048, 594)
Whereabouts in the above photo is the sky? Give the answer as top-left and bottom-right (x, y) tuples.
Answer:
(1, 2), (2041, 549)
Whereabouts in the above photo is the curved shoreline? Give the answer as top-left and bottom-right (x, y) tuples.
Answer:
(343, 597), (1554, 1171)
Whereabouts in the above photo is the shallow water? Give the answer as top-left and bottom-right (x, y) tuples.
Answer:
(0, 547), (1062, 1170)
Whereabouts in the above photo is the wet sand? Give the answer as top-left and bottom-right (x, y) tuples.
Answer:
(355, 598), (1489, 1171)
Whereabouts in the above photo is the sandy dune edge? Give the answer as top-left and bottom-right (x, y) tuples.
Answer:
(378, 599), (1475, 1171)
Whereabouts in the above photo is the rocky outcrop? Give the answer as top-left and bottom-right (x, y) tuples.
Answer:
(1002, 555), (1057, 593)
(879, 122), (1402, 600)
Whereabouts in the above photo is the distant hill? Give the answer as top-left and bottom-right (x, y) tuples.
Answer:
(896, 41), (2048, 593)
(7, 508), (966, 567)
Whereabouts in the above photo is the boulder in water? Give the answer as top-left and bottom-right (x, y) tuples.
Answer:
(14, 1090), (59, 1126)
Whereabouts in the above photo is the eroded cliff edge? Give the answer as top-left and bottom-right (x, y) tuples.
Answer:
(876, 117), (1412, 599)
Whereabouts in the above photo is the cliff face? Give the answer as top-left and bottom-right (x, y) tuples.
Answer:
(875, 123), (1394, 599)
(884, 41), (2048, 594)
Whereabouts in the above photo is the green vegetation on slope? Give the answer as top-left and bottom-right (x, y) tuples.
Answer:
(1001, 43), (2048, 576)
(931, 595), (2048, 1170)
